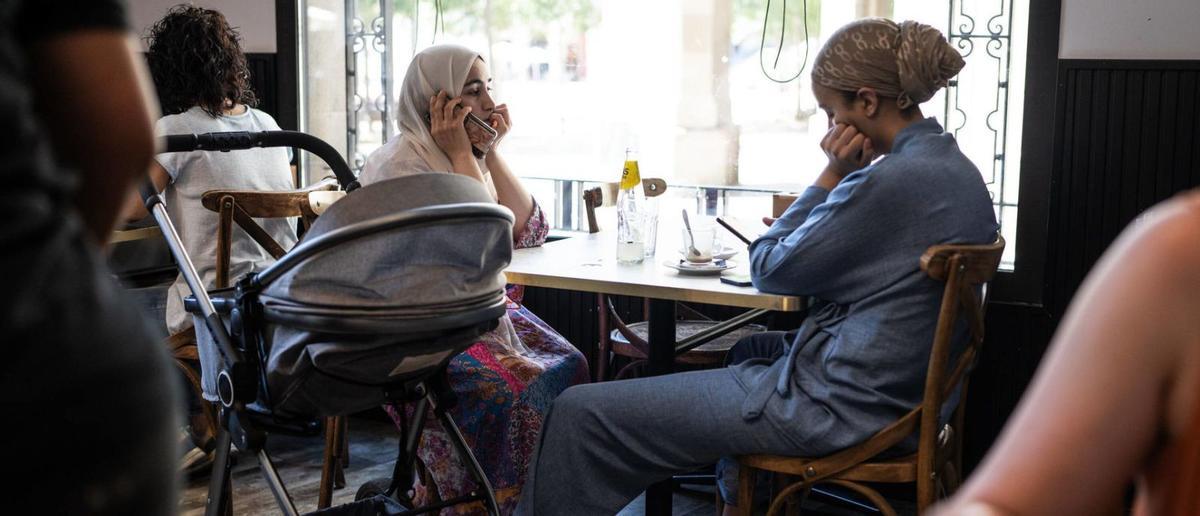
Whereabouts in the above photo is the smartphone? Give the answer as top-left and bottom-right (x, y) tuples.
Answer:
(720, 273), (753, 287)
(464, 112), (499, 157)
(422, 109), (500, 158)
(716, 216), (756, 246)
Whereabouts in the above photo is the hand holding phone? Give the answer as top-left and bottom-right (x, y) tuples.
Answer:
(464, 112), (498, 157)
(427, 91), (475, 160)
(488, 103), (511, 143)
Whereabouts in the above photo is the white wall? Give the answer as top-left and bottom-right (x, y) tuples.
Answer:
(1060, 0), (1200, 59)
(128, 0), (277, 53)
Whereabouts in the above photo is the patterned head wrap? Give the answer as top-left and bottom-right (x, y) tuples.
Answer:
(812, 18), (964, 109)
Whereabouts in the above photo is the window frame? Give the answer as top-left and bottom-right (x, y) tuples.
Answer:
(987, 0), (1061, 305)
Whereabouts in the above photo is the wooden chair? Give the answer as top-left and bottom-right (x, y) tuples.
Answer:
(195, 177), (351, 509)
(583, 183), (766, 381)
(200, 177), (342, 288)
(771, 192), (800, 219)
(599, 295), (766, 380)
(735, 236), (1005, 516)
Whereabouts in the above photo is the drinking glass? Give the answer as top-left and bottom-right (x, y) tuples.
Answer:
(682, 226), (715, 263)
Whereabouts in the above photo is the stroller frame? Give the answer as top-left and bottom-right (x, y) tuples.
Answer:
(143, 131), (503, 516)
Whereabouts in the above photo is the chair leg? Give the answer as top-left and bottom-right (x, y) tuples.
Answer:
(335, 416), (348, 488)
(820, 480), (897, 516)
(737, 464), (756, 516)
(596, 294), (609, 381)
(767, 480), (815, 516)
(318, 417), (337, 509)
(614, 359), (646, 380)
(775, 474), (801, 516)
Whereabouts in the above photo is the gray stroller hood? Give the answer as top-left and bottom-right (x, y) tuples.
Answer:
(196, 173), (514, 416)
(260, 173), (512, 324)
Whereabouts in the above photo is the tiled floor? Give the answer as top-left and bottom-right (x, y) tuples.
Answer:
(180, 414), (902, 515)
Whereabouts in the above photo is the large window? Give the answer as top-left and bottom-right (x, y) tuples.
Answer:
(306, 0), (1028, 268)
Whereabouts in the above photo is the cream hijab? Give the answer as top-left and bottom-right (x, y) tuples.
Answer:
(359, 44), (498, 198)
(360, 45), (533, 358)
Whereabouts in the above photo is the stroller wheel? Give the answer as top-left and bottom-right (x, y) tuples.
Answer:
(355, 478), (394, 502)
(355, 477), (416, 510)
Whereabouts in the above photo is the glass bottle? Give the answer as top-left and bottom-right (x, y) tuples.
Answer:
(616, 147), (645, 264)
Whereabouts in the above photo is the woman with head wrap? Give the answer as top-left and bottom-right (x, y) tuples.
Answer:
(361, 45), (589, 514)
(515, 19), (998, 515)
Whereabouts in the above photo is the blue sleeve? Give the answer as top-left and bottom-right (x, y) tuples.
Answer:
(748, 166), (901, 301)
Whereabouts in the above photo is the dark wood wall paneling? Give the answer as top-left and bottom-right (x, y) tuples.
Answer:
(245, 53), (279, 121)
(955, 59), (1200, 471)
(965, 304), (1055, 469)
(1046, 60), (1200, 315)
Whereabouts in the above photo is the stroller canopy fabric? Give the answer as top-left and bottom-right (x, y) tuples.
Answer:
(260, 173), (513, 325)
(192, 172), (515, 415)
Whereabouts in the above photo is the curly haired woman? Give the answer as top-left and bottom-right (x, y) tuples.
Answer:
(123, 4), (299, 472)
(127, 4), (297, 338)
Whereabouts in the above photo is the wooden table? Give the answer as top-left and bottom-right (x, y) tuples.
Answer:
(505, 228), (802, 515)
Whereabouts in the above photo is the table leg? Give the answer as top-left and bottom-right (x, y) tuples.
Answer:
(644, 298), (675, 515)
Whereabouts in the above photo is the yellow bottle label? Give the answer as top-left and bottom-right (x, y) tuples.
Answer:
(620, 160), (641, 190)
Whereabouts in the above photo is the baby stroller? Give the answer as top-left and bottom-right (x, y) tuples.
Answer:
(141, 130), (510, 515)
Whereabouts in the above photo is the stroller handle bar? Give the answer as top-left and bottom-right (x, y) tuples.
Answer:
(161, 130), (360, 192)
(141, 129), (361, 408)
(251, 202), (516, 289)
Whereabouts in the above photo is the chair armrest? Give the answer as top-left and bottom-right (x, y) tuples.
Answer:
(307, 190), (346, 216)
(201, 177), (340, 219)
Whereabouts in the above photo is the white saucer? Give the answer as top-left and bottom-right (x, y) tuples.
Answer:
(677, 245), (738, 261)
(663, 259), (737, 275)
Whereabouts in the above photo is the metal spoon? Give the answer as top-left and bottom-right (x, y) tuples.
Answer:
(681, 210), (702, 259)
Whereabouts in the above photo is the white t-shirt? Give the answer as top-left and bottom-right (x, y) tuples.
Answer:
(155, 106), (298, 334)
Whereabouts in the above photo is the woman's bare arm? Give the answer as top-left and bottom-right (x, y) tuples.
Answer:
(484, 150), (534, 231)
(938, 196), (1200, 515)
(120, 162), (172, 222)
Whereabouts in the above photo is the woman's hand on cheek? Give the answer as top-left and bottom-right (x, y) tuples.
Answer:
(820, 123), (875, 180)
(489, 103), (511, 146)
(428, 90), (474, 160)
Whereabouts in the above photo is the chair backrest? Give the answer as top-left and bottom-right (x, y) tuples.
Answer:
(582, 178), (668, 233)
(789, 236), (1005, 509)
(200, 177), (340, 288)
(914, 235), (1005, 505)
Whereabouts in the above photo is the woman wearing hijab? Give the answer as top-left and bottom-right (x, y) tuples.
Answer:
(515, 19), (998, 515)
(360, 44), (589, 514)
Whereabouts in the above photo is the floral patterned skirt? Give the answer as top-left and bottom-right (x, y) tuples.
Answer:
(386, 299), (589, 514)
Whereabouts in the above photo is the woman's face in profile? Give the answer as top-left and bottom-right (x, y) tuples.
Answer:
(813, 84), (860, 130)
(459, 58), (496, 120)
